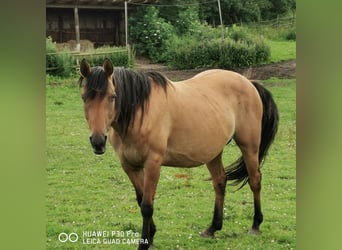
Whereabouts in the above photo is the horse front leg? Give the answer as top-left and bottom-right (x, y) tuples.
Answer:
(201, 153), (227, 237)
(138, 153), (162, 250)
(122, 164), (157, 249)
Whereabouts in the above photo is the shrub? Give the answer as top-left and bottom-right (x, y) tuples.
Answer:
(228, 25), (254, 44)
(129, 6), (174, 63)
(175, 7), (201, 35)
(46, 37), (75, 77)
(254, 37), (271, 63)
(83, 46), (135, 67)
(285, 28), (296, 40)
(165, 34), (270, 69)
(46, 37), (134, 78)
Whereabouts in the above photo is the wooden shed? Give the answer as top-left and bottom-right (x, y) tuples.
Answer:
(46, 0), (158, 48)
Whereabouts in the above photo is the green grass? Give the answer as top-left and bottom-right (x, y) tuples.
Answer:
(267, 40), (296, 63)
(46, 78), (295, 249)
(245, 24), (296, 64)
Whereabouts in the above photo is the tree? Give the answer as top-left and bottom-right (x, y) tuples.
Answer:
(129, 6), (174, 61)
(199, 0), (295, 25)
(261, 0), (296, 19)
(157, 0), (200, 34)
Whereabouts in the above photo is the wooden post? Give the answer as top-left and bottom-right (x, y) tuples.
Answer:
(277, 15), (279, 30)
(125, 1), (128, 48)
(125, 1), (131, 65)
(74, 7), (80, 52)
(217, 0), (224, 43)
(58, 14), (63, 42)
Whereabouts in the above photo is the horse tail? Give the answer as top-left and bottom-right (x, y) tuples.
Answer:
(225, 81), (279, 190)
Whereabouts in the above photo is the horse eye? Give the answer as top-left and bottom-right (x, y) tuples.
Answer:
(109, 94), (116, 102)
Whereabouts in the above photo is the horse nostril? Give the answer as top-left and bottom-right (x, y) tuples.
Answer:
(89, 134), (107, 154)
(89, 135), (106, 143)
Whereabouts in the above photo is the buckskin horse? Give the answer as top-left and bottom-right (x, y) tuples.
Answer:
(79, 58), (278, 249)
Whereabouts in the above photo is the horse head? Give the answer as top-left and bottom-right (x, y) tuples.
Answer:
(79, 58), (116, 154)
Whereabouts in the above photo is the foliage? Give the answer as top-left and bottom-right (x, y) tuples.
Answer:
(199, 0), (296, 25)
(46, 37), (75, 77)
(174, 7), (201, 35)
(46, 37), (134, 78)
(81, 46), (135, 68)
(247, 22), (295, 41)
(129, 1), (294, 67)
(159, 1), (201, 36)
(129, 6), (174, 62)
(285, 27), (296, 40)
(165, 25), (270, 69)
(262, 0), (296, 19)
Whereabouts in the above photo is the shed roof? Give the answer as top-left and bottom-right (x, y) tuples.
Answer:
(46, 0), (159, 9)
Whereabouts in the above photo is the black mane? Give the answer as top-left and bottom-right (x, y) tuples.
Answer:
(80, 66), (169, 136)
(114, 68), (169, 136)
(79, 66), (109, 100)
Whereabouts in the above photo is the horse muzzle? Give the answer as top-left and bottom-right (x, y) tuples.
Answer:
(89, 134), (107, 155)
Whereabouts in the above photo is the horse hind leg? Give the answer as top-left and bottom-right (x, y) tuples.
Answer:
(237, 140), (263, 234)
(201, 152), (227, 237)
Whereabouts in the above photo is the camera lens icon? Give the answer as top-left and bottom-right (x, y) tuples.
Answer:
(58, 232), (78, 243)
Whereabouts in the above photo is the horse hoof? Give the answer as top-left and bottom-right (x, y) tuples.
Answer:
(248, 228), (260, 235)
(138, 246), (150, 250)
(200, 230), (214, 238)
(138, 243), (151, 250)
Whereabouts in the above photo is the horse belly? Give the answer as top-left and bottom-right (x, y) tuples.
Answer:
(162, 119), (233, 167)
(162, 148), (205, 167)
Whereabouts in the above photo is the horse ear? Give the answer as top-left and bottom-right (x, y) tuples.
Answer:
(103, 58), (114, 76)
(80, 58), (91, 78)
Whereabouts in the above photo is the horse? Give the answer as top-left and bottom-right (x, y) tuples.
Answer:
(79, 58), (278, 250)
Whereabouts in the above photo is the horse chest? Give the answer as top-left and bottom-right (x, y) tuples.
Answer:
(121, 144), (146, 167)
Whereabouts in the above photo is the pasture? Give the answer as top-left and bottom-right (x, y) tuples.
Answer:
(46, 76), (295, 249)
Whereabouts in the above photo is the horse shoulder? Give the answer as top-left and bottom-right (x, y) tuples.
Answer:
(118, 84), (171, 166)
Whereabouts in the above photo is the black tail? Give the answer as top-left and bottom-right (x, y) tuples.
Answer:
(225, 81), (279, 189)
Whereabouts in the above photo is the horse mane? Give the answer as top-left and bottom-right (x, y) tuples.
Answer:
(113, 68), (169, 136)
(79, 66), (109, 100)
(79, 66), (169, 136)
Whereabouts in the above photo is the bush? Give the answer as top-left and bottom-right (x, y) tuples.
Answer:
(46, 37), (75, 77)
(129, 6), (174, 62)
(254, 37), (271, 63)
(83, 46), (135, 68)
(285, 28), (296, 40)
(165, 32), (270, 69)
(46, 37), (134, 78)
(174, 7), (201, 35)
(228, 25), (254, 44)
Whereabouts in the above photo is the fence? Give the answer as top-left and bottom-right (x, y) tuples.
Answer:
(239, 15), (296, 29)
(46, 46), (132, 74)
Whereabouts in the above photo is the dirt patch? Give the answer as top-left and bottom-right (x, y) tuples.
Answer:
(136, 58), (296, 81)
(237, 60), (296, 80)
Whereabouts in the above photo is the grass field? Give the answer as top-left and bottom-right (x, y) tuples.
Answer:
(267, 40), (296, 63)
(46, 76), (295, 249)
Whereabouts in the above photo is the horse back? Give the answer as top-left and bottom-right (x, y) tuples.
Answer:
(161, 70), (263, 166)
